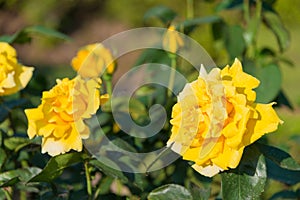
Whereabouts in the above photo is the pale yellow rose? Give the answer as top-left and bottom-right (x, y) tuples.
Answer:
(25, 76), (108, 156)
(167, 58), (283, 177)
(71, 43), (115, 78)
(162, 25), (184, 54)
(0, 42), (33, 96)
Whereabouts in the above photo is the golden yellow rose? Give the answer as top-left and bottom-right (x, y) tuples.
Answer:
(71, 43), (115, 78)
(25, 76), (108, 156)
(162, 25), (184, 54)
(0, 42), (34, 96)
(167, 58), (283, 177)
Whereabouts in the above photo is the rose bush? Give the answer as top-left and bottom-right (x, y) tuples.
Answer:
(0, 1), (299, 199)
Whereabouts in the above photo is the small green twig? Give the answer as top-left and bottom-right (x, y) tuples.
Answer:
(146, 144), (173, 174)
(20, 159), (29, 200)
(94, 184), (101, 200)
(243, 0), (250, 25)
(186, 0), (194, 19)
(244, 0), (262, 58)
(20, 189), (26, 200)
(167, 53), (177, 98)
(103, 73), (113, 96)
(8, 113), (16, 135)
(253, 0), (262, 50)
(102, 73), (113, 112)
(255, 0), (262, 22)
(3, 188), (12, 200)
(84, 161), (93, 199)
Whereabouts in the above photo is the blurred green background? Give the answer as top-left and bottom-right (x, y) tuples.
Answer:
(1, 0), (300, 197)
(0, 0), (299, 103)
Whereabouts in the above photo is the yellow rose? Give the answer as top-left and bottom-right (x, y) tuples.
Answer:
(167, 58), (283, 177)
(25, 76), (108, 156)
(71, 43), (115, 78)
(0, 42), (34, 96)
(162, 25), (184, 54)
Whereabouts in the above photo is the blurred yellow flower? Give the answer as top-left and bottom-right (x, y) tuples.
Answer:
(167, 58), (283, 177)
(25, 76), (108, 156)
(71, 43), (115, 78)
(162, 25), (184, 54)
(0, 42), (33, 96)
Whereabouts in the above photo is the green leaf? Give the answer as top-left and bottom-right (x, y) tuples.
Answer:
(275, 90), (293, 110)
(221, 145), (267, 200)
(224, 25), (246, 59)
(85, 118), (146, 189)
(110, 137), (137, 153)
(277, 56), (294, 67)
(212, 20), (225, 40)
(190, 186), (210, 200)
(135, 49), (170, 67)
(146, 146), (179, 172)
(0, 99), (27, 123)
(261, 0), (277, 12)
(0, 177), (20, 187)
(4, 137), (31, 152)
(97, 112), (112, 126)
(0, 25), (71, 44)
(259, 48), (276, 57)
(0, 148), (6, 169)
(270, 190), (299, 200)
(0, 189), (5, 199)
(12, 31), (32, 44)
(265, 158), (300, 185)
(0, 30), (31, 44)
(216, 0), (276, 12)
(112, 96), (150, 126)
(0, 35), (16, 43)
(148, 184), (193, 200)
(244, 61), (282, 103)
(95, 176), (114, 195)
(0, 167), (41, 187)
(263, 11), (290, 52)
(144, 6), (177, 25)
(90, 157), (145, 190)
(25, 25), (71, 41)
(254, 63), (282, 103)
(188, 169), (212, 200)
(28, 152), (89, 182)
(256, 143), (300, 170)
(17, 167), (42, 182)
(90, 158), (128, 183)
(216, 0), (243, 12)
(176, 16), (220, 34)
(0, 171), (19, 184)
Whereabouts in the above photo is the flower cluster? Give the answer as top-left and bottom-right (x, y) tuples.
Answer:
(167, 59), (283, 177)
(0, 42), (33, 96)
(25, 43), (112, 156)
